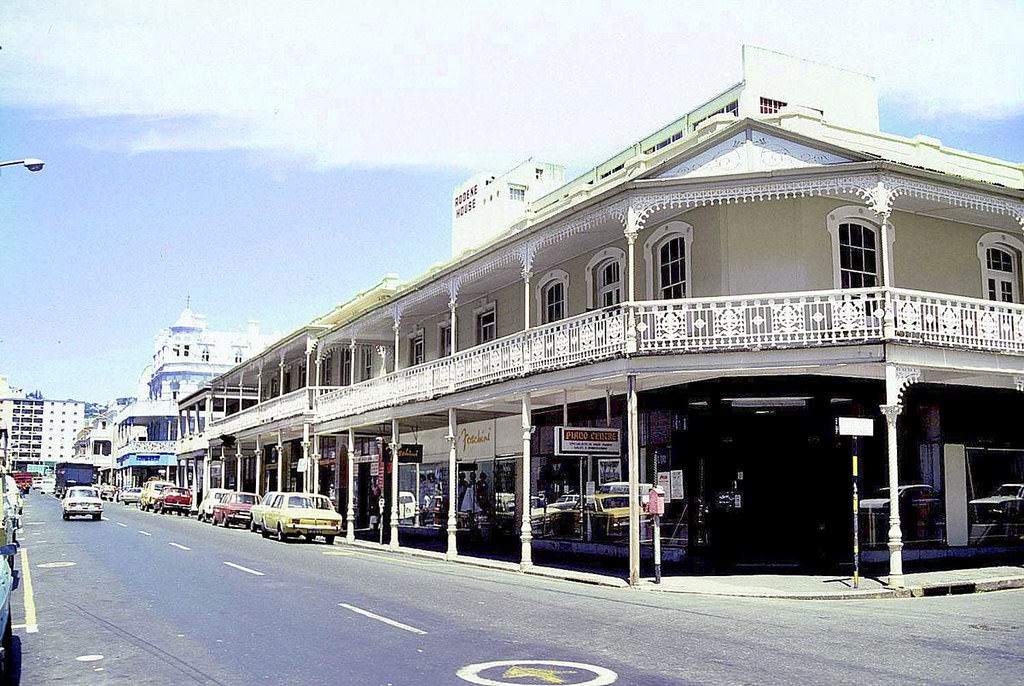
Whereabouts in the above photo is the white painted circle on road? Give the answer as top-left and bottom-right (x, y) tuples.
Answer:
(75, 655), (103, 662)
(456, 660), (617, 685)
(37, 561), (77, 569)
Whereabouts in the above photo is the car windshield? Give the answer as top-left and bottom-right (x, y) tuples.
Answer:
(600, 496), (630, 508)
(235, 494), (257, 505)
(168, 489), (188, 496)
(68, 487), (98, 499)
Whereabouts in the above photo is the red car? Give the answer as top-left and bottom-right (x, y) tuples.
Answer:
(211, 492), (258, 528)
(158, 487), (193, 515)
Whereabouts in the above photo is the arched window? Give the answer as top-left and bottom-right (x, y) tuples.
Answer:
(535, 269), (569, 324)
(644, 221), (694, 300)
(826, 206), (892, 289)
(977, 232), (1024, 304)
(585, 247), (625, 309)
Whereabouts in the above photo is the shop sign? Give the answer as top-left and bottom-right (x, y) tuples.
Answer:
(297, 457), (308, 473)
(836, 416), (873, 437)
(459, 422), (494, 460)
(670, 469), (684, 501)
(397, 444), (423, 464)
(555, 427), (621, 457)
(658, 471), (672, 500)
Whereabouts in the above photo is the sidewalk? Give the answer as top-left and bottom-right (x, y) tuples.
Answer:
(343, 539), (1024, 600)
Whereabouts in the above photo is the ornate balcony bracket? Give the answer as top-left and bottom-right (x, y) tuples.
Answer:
(1015, 376), (1024, 393)
(894, 365), (922, 402)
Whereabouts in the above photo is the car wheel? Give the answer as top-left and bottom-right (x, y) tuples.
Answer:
(324, 535), (335, 545)
(249, 519), (257, 533)
(0, 610), (12, 677)
(260, 523), (269, 539)
(276, 525), (286, 542)
(92, 513), (100, 521)
(62, 512), (69, 521)
(304, 534), (314, 542)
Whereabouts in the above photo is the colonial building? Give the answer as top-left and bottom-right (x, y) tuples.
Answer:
(72, 410), (116, 480)
(200, 47), (1024, 586)
(115, 307), (275, 487)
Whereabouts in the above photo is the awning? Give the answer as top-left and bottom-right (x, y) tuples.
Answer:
(117, 453), (176, 468)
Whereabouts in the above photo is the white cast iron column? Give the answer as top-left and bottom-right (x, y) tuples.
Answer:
(389, 418), (400, 550)
(625, 206), (640, 354)
(626, 373), (640, 586)
(346, 427), (356, 542)
(276, 431), (283, 492)
(254, 434), (262, 496)
(235, 443), (242, 491)
(446, 407), (458, 560)
(302, 423), (311, 493)
(520, 394), (533, 569)
(219, 446), (226, 489)
(880, 363), (918, 588)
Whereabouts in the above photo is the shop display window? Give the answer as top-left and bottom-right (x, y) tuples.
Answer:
(967, 448), (1024, 546)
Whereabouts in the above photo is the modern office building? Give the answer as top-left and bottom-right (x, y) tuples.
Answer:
(0, 377), (85, 471)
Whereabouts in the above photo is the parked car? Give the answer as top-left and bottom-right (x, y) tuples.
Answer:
(259, 492), (343, 543)
(139, 480), (175, 512)
(598, 481), (654, 496)
(38, 477), (56, 495)
(197, 488), (233, 522)
(969, 483), (1024, 522)
(98, 484), (117, 501)
(212, 492), (258, 528)
(158, 487), (193, 515)
(119, 487), (143, 505)
(0, 539), (15, 674)
(859, 484), (940, 511)
(62, 486), (103, 521)
(397, 491), (417, 521)
(590, 493), (652, 539)
(249, 491), (285, 532)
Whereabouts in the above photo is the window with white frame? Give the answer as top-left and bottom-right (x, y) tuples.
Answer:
(644, 222), (694, 300)
(409, 331), (425, 365)
(585, 248), (625, 309)
(476, 304), (496, 344)
(536, 270), (569, 324)
(340, 347), (353, 385)
(826, 206), (891, 290)
(438, 322), (452, 357)
(977, 232), (1024, 304)
(361, 345), (374, 380)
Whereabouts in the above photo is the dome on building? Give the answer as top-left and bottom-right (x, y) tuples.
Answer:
(171, 306), (205, 332)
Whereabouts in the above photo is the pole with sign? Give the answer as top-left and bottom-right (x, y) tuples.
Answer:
(836, 416), (873, 589)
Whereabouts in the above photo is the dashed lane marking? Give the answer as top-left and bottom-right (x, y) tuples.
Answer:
(19, 548), (38, 633)
(169, 543), (191, 551)
(338, 603), (427, 635)
(138, 531), (152, 536)
(223, 562), (264, 576)
(76, 655), (103, 662)
(116, 523), (127, 528)
(37, 562), (77, 569)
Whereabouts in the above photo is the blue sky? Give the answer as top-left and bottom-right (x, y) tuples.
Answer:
(1, 1), (1022, 402)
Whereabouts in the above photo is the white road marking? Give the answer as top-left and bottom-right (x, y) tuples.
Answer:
(116, 523), (128, 528)
(37, 562), (76, 569)
(223, 561), (264, 576)
(168, 543), (191, 551)
(338, 603), (427, 635)
(456, 660), (618, 686)
(101, 517), (109, 521)
(138, 531), (152, 536)
(75, 655), (103, 662)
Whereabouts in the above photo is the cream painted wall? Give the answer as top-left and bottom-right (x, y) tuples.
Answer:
(890, 211), (988, 298)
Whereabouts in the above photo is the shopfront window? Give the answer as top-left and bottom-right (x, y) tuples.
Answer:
(967, 448), (1024, 546)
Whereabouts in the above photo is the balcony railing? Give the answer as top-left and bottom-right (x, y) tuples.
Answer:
(209, 387), (327, 435)
(309, 287), (1023, 423)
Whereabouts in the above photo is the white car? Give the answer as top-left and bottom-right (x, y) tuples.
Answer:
(62, 486), (103, 521)
(38, 478), (56, 495)
(397, 491), (417, 521)
(197, 488), (233, 522)
(969, 483), (1024, 521)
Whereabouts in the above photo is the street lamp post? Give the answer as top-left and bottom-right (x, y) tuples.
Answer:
(0, 159), (45, 172)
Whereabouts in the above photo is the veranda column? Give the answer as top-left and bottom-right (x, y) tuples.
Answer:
(389, 418), (400, 550)
(346, 427), (356, 542)
(276, 431), (283, 492)
(393, 315), (402, 373)
(219, 446), (226, 489)
(625, 206), (640, 354)
(202, 453), (211, 503)
(349, 337), (357, 386)
(302, 423), (311, 492)
(254, 434), (262, 496)
(626, 374), (640, 586)
(311, 433), (320, 495)
(522, 267), (532, 373)
(446, 407), (458, 560)
(278, 355), (285, 397)
(864, 180), (897, 338)
(880, 363), (917, 588)
(257, 365), (263, 404)
(520, 394), (533, 569)
(235, 443), (242, 491)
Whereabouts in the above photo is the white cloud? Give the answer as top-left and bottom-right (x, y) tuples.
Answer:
(3, 0), (1022, 170)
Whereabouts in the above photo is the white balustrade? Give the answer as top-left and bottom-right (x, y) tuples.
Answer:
(311, 288), (1024, 424)
(209, 387), (316, 435)
(890, 288), (1024, 353)
(117, 439), (177, 459)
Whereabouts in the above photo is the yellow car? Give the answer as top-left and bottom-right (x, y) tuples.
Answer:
(591, 493), (650, 539)
(139, 480), (175, 512)
(259, 492), (343, 544)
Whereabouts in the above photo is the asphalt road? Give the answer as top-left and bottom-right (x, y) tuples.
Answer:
(8, 491), (1024, 685)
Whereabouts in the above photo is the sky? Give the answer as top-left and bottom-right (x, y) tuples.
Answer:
(1, 1), (1022, 403)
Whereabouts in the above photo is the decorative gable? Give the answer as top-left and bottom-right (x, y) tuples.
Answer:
(653, 129), (855, 180)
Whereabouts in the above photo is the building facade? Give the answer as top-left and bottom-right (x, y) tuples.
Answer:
(115, 308), (276, 487)
(0, 377), (85, 471)
(197, 47), (1024, 586)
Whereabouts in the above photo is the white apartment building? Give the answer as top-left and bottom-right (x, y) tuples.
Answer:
(0, 392), (85, 469)
(200, 46), (1024, 586)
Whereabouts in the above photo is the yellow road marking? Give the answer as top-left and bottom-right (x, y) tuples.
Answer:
(19, 548), (38, 633)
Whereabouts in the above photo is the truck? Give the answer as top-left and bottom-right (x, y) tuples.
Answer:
(54, 462), (96, 499)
